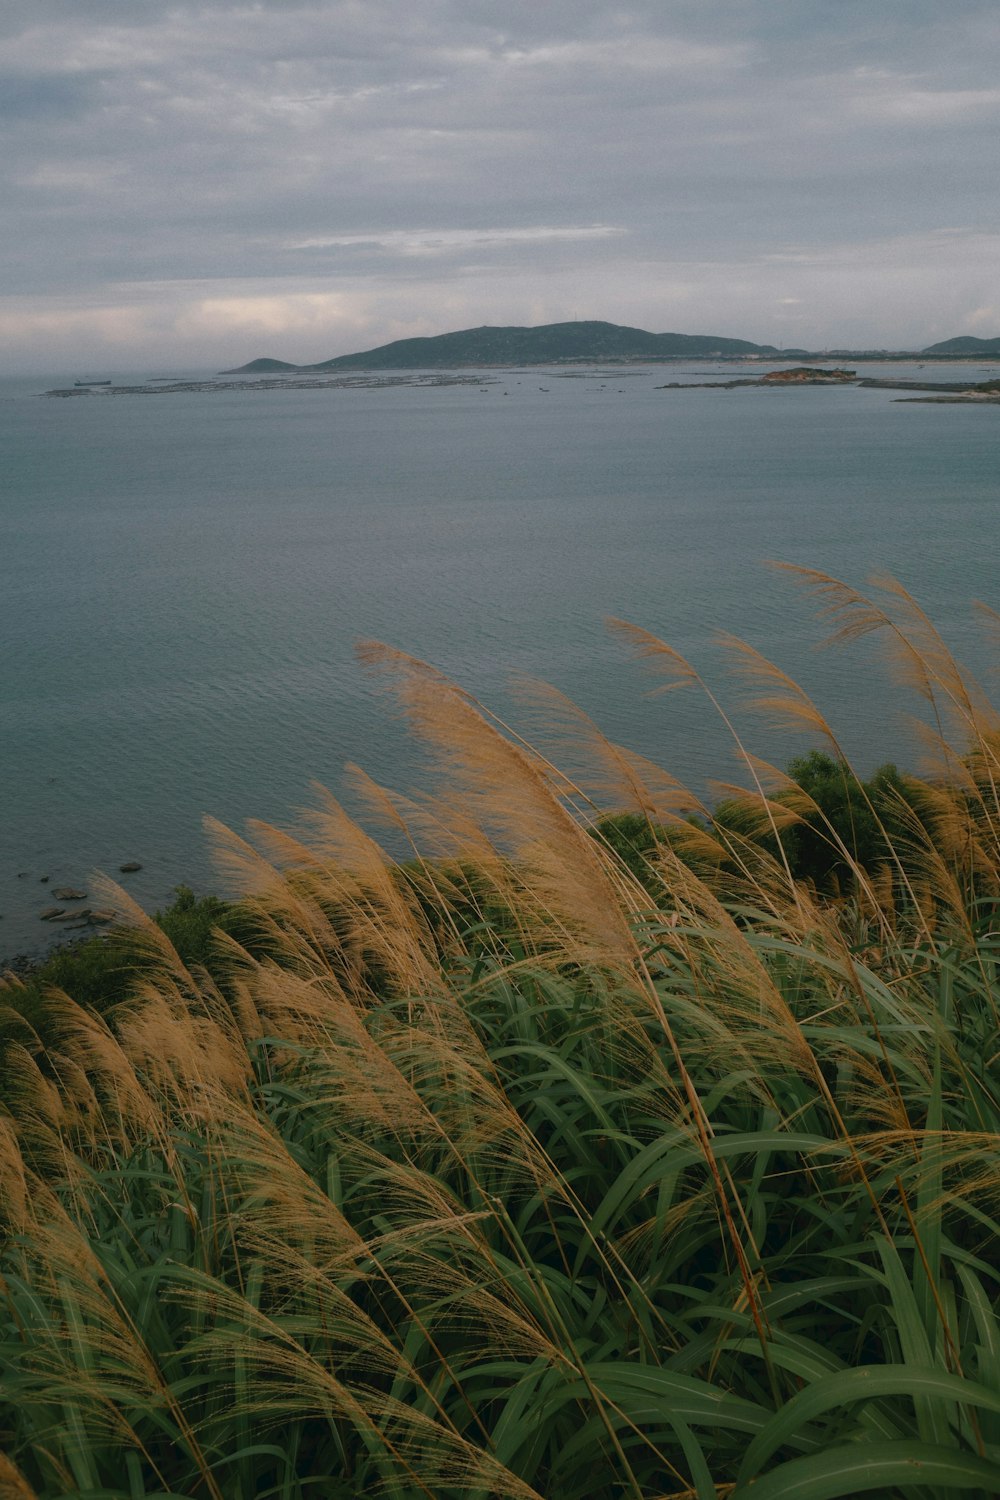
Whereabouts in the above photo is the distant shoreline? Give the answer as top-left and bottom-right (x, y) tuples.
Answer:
(220, 352), (1000, 377)
(43, 371), (499, 397)
(43, 364), (1000, 402)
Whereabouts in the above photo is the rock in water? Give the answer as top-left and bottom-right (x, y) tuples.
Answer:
(119, 861), (142, 873)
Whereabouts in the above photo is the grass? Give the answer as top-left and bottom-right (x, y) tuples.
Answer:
(1, 568), (1000, 1499)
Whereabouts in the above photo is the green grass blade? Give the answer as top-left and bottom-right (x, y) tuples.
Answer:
(738, 1364), (1000, 1484)
(731, 1440), (1000, 1499)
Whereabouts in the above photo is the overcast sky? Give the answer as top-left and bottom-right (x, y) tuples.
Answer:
(3, 0), (999, 370)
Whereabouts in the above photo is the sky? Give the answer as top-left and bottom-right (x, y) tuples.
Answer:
(3, 0), (999, 371)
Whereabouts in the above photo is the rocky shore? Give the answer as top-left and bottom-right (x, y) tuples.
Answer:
(857, 377), (1000, 402)
(658, 370), (1000, 402)
(1, 862), (146, 975)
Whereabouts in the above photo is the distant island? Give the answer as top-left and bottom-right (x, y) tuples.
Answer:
(220, 320), (1000, 374)
(220, 321), (807, 373)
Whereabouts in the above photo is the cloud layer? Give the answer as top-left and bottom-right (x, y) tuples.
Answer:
(3, 1), (999, 368)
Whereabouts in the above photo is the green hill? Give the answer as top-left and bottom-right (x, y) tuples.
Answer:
(221, 321), (804, 374)
(312, 321), (797, 368)
(218, 356), (300, 374)
(922, 334), (1000, 355)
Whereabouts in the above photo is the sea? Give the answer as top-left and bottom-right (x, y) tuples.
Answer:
(2, 359), (997, 962)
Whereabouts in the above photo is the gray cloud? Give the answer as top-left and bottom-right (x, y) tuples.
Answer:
(0, 70), (102, 120)
(2, 1), (999, 368)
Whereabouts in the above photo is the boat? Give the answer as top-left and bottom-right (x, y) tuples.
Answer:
(74, 379), (111, 387)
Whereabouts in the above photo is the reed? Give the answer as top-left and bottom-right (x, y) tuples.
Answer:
(2, 570), (1000, 1499)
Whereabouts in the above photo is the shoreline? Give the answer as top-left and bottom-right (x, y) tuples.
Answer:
(43, 372), (500, 397)
(0, 928), (111, 980)
(657, 372), (1000, 401)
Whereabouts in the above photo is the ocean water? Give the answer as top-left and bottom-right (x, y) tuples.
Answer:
(2, 360), (997, 960)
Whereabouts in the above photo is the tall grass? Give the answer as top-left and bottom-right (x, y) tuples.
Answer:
(2, 570), (1000, 1499)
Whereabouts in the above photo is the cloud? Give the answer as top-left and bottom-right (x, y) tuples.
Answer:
(0, 296), (153, 352)
(455, 35), (750, 74)
(172, 291), (355, 339)
(844, 69), (1000, 124)
(288, 225), (626, 256)
(0, 69), (98, 118)
(1, 1), (999, 366)
(760, 227), (1000, 271)
(17, 161), (128, 192)
(966, 304), (1000, 331)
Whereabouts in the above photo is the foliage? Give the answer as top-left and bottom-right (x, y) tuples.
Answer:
(712, 751), (914, 895)
(154, 883), (238, 965)
(2, 571), (1000, 1499)
(315, 319), (782, 371)
(0, 889), (244, 1079)
(2, 888), (238, 1009)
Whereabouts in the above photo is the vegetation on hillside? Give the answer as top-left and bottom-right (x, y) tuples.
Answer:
(223, 321), (793, 374)
(921, 335), (1000, 355)
(2, 568), (1000, 1499)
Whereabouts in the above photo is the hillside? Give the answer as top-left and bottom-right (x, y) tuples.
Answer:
(218, 356), (300, 373)
(922, 334), (1000, 355)
(222, 320), (805, 373)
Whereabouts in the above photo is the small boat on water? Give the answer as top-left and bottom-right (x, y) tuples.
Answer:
(74, 379), (111, 387)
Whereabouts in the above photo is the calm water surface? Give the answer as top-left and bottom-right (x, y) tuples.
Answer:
(2, 362), (997, 958)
